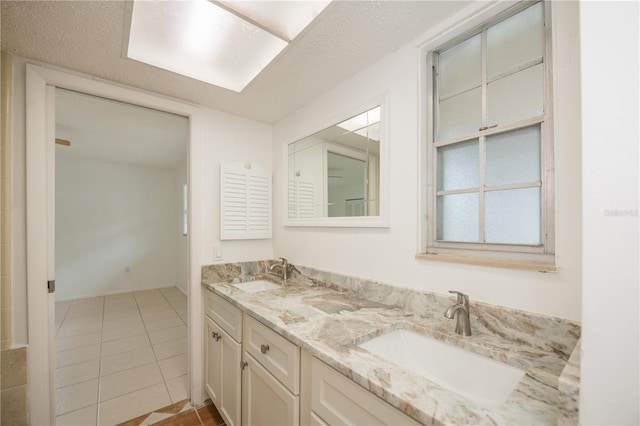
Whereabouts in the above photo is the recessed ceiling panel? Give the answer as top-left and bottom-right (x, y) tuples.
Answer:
(127, 0), (288, 92)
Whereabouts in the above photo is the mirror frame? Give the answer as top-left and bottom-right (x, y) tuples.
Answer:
(283, 92), (390, 227)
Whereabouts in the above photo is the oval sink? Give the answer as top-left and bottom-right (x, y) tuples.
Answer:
(232, 280), (281, 293)
(358, 329), (525, 408)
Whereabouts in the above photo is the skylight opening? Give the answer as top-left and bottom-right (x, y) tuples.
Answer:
(126, 0), (330, 92)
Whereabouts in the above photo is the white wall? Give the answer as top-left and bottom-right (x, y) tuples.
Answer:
(273, 1), (583, 321)
(9, 55), (274, 344)
(198, 106), (274, 264)
(579, 1), (639, 424)
(54, 156), (179, 300)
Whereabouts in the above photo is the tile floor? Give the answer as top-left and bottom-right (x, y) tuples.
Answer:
(115, 399), (225, 426)
(54, 287), (189, 426)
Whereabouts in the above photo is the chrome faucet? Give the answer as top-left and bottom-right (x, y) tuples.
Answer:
(444, 290), (472, 336)
(269, 257), (299, 281)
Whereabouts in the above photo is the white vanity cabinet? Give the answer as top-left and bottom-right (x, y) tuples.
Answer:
(311, 357), (421, 426)
(242, 315), (301, 426)
(204, 292), (242, 426)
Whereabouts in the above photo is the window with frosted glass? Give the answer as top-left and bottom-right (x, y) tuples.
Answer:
(432, 2), (547, 247)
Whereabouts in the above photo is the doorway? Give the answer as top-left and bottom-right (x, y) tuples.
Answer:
(25, 64), (205, 426)
(52, 89), (189, 424)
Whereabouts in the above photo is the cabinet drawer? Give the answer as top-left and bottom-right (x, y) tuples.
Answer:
(244, 315), (300, 395)
(205, 290), (242, 342)
(311, 358), (421, 426)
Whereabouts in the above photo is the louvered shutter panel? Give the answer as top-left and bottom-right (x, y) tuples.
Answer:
(220, 161), (272, 240)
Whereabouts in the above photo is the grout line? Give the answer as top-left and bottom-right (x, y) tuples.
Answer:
(54, 299), (74, 338)
(193, 406), (205, 425)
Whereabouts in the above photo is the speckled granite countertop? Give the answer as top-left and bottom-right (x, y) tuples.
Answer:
(202, 270), (578, 425)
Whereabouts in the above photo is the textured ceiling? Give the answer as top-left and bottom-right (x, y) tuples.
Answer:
(1, 0), (473, 124)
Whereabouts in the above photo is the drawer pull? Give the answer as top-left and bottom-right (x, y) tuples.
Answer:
(241, 360), (248, 370)
(260, 344), (270, 354)
(212, 331), (221, 341)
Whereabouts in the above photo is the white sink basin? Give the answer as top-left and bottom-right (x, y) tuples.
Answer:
(232, 280), (281, 293)
(358, 329), (525, 408)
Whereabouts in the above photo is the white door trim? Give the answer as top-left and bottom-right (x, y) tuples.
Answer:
(25, 64), (205, 424)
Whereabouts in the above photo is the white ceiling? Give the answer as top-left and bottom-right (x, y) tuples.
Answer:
(55, 88), (188, 169)
(1, 0), (474, 124)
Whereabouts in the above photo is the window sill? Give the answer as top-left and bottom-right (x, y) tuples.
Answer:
(415, 252), (557, 272)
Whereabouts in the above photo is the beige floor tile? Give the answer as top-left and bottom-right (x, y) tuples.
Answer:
(105, 292), (136, 300)
(104, 300), (138, 313)
(144, 316), (184, 332)
(102, 322), (146, 342)
(56, 300), (73, 314)
(101, 333), (151, 357)
(98, 383), (171, 426)
(171, 309), (187, 321)
(100, 346), (156, 376)
(169, 300), (187, 310)
(134, 289), (163, 298)
(165, 374), (189, 403)
(55, 378), (99, 415)
(139, 303), (172, 314)
(55, 332), (102, 353)
(162, 292), (186, 302)
(149, 325), (187, 345)
(99, 362), (164, 402)
(141, 309), (179, 323)
(55, 404), (97, 426)
(158, 353), (188, 380)
(55, 359), (100, 388)
(65, 308), (103, 319)
(103, 308), (140, 321)
(56, 343), (101, 368)
(57, 318), (102, 338)
(152, 337), (187, 360)
(66, 301), (103, 317)
(136, 297), (168, 308)
(104, 293), (135, 302)
(103, 316), (144, 331)
(71, 296), (104, 306)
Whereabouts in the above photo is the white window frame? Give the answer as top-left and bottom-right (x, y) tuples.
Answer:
(418, 1), (555, 269)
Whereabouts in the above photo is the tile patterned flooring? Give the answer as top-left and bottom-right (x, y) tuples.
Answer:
(54, 287), (189, 425)
(115, 399), (225, 426)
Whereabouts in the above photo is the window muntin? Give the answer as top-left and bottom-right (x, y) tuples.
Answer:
(429, 1), (552, 258)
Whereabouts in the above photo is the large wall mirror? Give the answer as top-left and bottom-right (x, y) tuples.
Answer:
(284, 99), (388, 227)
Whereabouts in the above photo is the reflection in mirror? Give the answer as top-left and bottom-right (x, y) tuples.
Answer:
(288, 106), (381, 219)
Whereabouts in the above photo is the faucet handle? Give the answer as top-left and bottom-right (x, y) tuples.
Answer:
(448, 290), (469, 306)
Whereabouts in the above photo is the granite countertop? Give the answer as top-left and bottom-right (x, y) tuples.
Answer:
(203, 278), (571, 425)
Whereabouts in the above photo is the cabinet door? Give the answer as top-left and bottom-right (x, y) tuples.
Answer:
(220, 327), (242, 426)
(205, 316), (242, 426)
(204, 316), (222, 406)
(242, 352), (299, 426)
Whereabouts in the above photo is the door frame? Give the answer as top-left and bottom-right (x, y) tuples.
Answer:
(26, 64), (205, 424)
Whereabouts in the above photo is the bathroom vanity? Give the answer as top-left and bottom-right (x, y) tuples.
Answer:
(202, 261), (580, 425)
